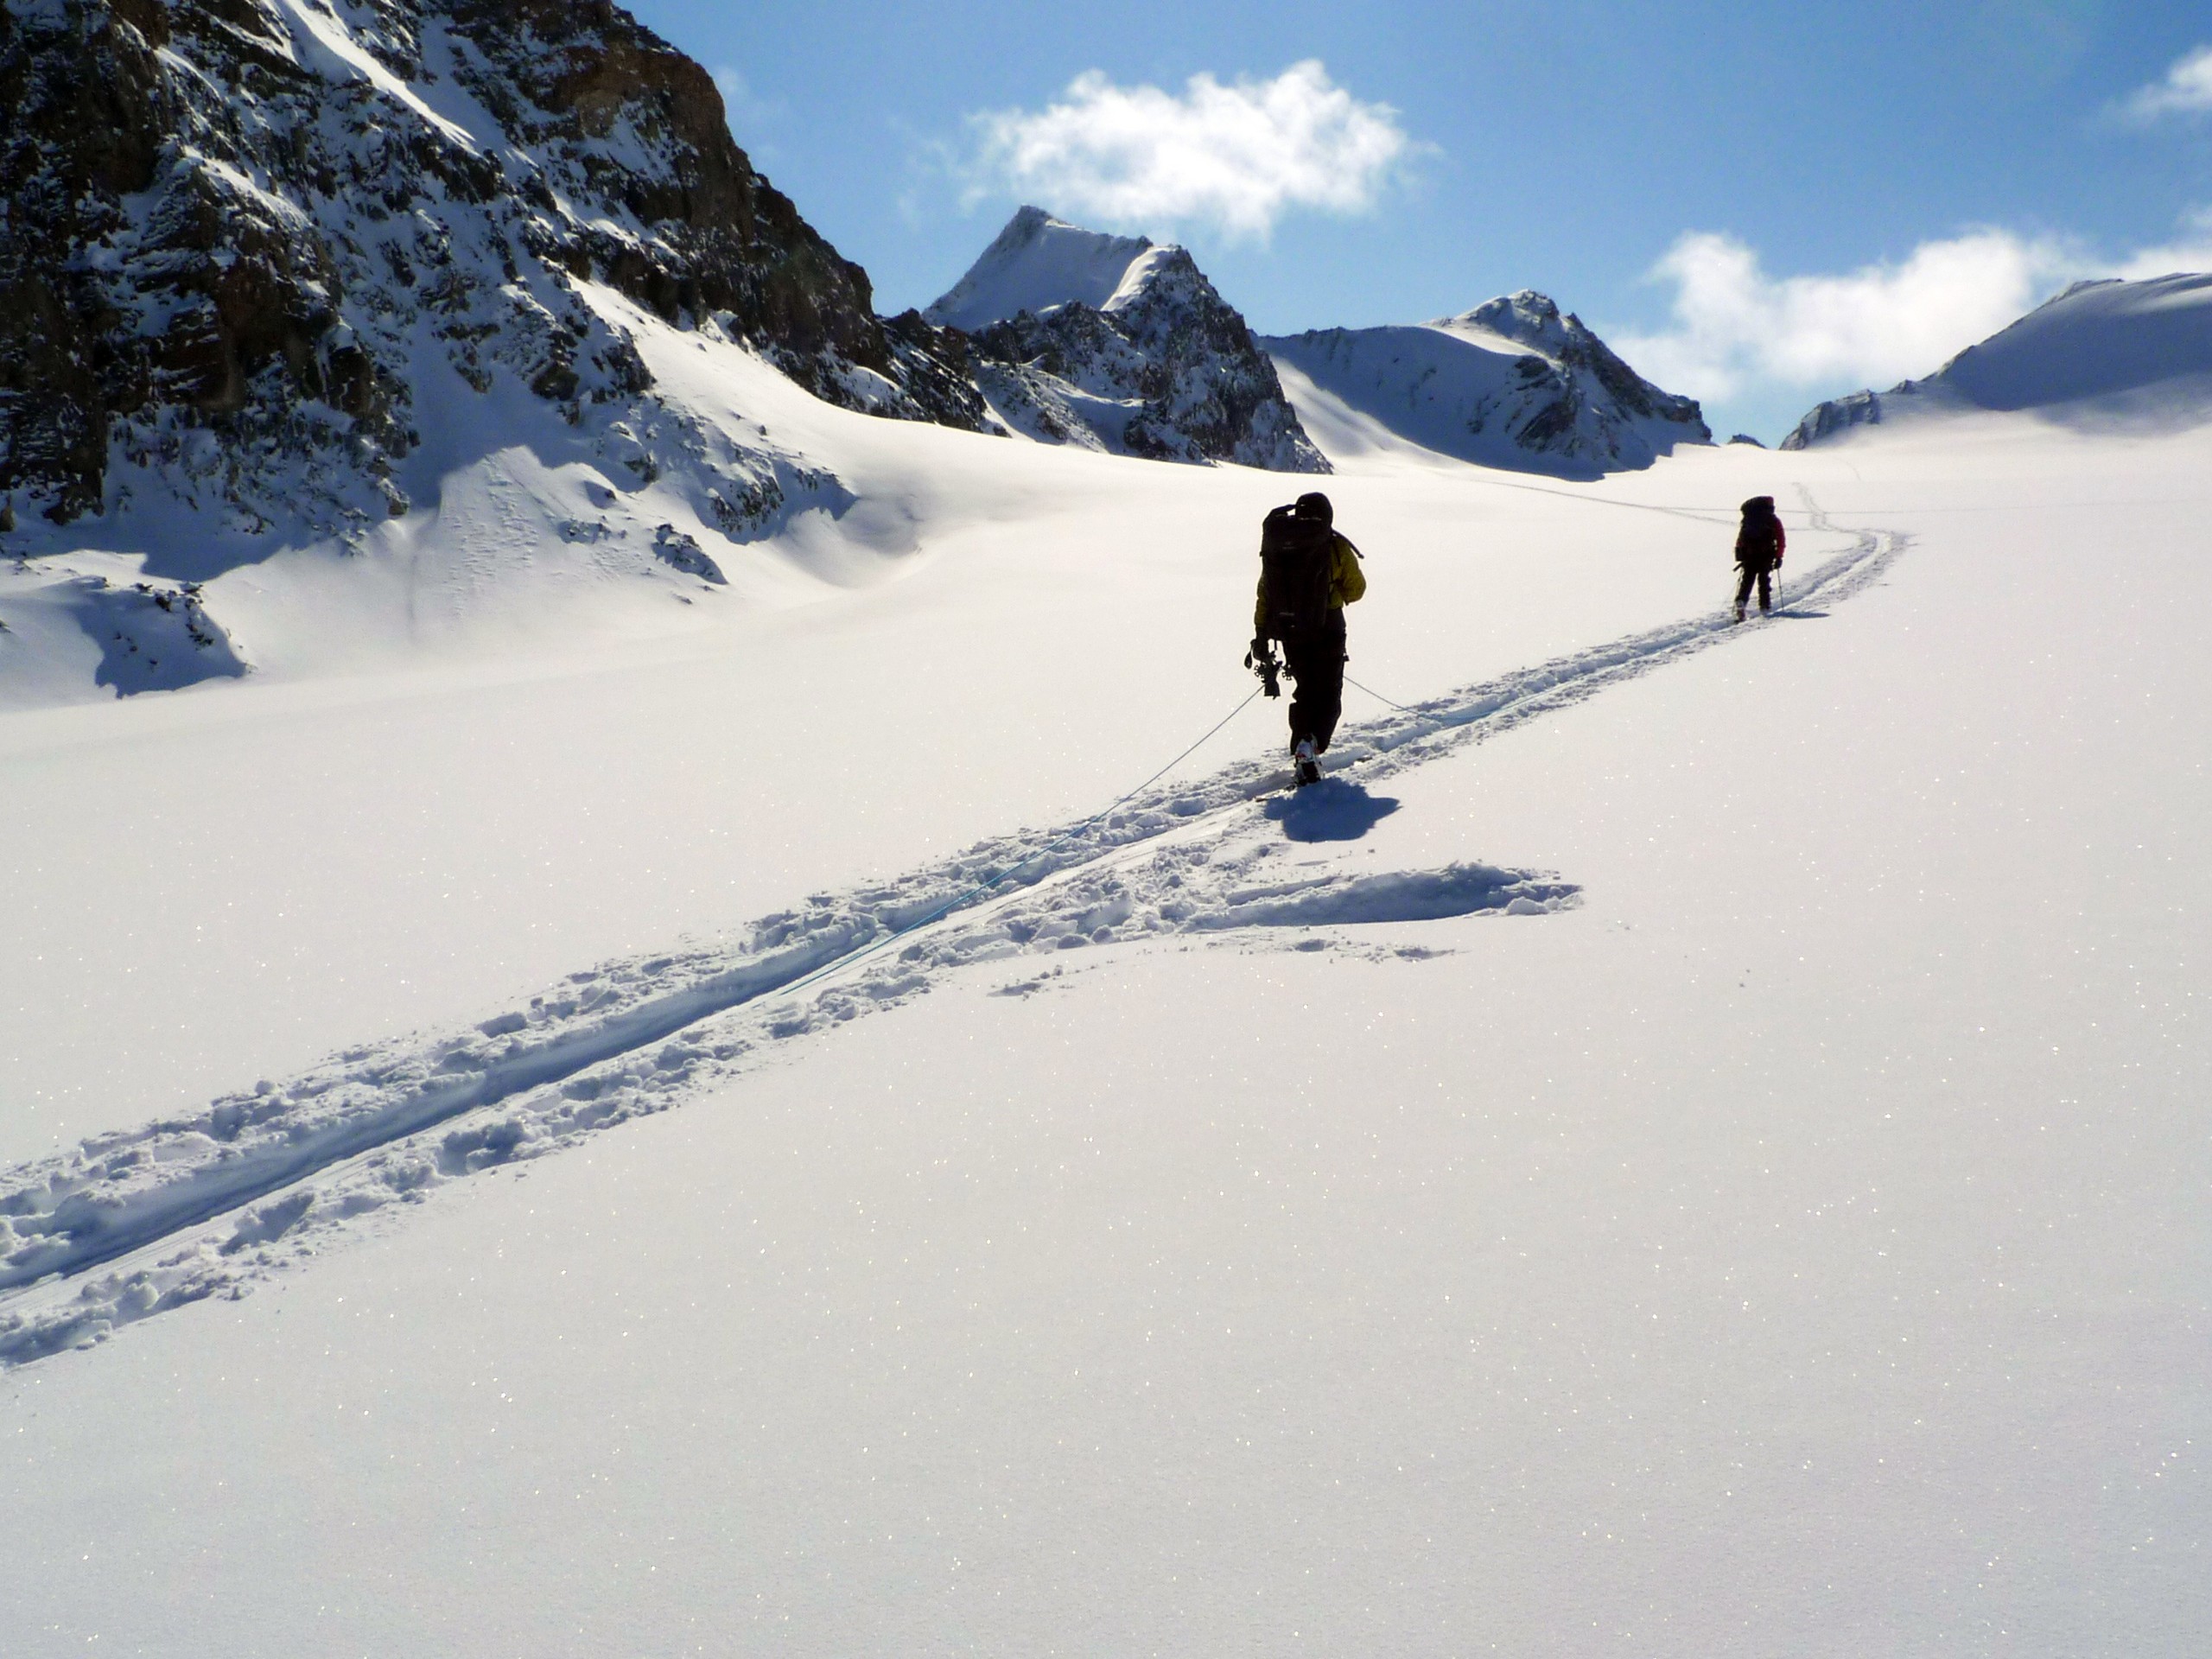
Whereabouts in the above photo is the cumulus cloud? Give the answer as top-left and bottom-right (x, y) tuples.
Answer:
(963, 61), (1411, 240)
(2118, 206), (2212, 278)
(2124, 44), (2212, 121)
(1611, 229), (2082, 404)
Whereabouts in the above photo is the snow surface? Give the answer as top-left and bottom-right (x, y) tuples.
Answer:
(0, 291), (1766, 1155)
(2, 310), (2209, 1650)
(921, 205), (1154, 332)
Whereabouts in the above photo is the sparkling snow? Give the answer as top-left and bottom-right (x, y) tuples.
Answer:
(2, 301), (2209, 1653)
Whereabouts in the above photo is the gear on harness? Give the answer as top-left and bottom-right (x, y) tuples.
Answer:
(1244, 635), (1283, 699)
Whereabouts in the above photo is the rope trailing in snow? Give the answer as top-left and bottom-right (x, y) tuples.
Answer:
(1465, 474), (1744, 523)
(774, 685), (1266, 1004)
(1345, 672), (1419, 712)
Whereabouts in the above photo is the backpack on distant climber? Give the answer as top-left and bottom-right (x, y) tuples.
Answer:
(1259, 504), (1335, 639)
(1735, 496), (1782, 570)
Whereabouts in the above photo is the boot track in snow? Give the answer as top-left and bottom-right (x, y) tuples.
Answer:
(0, 505), (1904, 1365)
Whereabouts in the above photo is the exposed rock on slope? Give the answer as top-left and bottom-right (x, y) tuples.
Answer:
(1781, 389), (1891, 449)
(1783, 272), (2212, 448)
(0, 0), (982, 546)
(926, 207), (1327, 474)
(1262, 294), (1709, 477)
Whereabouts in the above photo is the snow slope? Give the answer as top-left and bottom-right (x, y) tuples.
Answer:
(0, 0), (1029, 715)
(1, 521), (1910, 1344)
(1264, 293), (1711, 477)
(2, 400), (2209, 1651)
(921, 205), (1155, 333)
(1, 287), (1814, 1151)
(1785, 270), (2212, 446)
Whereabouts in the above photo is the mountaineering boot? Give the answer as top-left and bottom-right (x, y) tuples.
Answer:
(1732, 601), (1747, 624)
(1294, 739), (1321, 787)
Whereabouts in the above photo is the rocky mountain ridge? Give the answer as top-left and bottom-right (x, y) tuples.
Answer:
(0, 0), (984, 550)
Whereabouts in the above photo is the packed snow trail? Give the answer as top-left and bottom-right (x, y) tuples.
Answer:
(0, 510), (1902, 1364)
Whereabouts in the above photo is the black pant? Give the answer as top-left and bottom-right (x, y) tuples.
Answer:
(1735, 563), (1773, 612)
(1281, 612), (1346, 753)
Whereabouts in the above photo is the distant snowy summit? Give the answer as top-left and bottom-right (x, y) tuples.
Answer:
(1783, 272), (2212, 448)
(925, 209), (1157, 334)
(925, 208), (1328, 474)
(1261, 296), (1711, 478)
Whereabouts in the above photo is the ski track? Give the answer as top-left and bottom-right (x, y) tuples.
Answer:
(0, 505), (1904, 1365)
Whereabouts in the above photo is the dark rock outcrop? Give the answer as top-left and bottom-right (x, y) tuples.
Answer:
(1780, 389), (1890, 450)
(0, 0), (981, 537)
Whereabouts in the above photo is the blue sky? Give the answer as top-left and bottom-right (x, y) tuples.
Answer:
(627, 1), (2212, 440)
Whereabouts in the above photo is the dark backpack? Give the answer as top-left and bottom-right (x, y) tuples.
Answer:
(1259, 505), (1334, 639)
(1734, 497), (1780, 569)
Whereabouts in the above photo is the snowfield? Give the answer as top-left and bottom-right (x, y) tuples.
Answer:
(2, 318), (2209, 1651)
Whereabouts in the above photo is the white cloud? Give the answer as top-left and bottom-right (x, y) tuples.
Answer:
(2118, 206), (2212, 278)
(1606, 210), (2212, 433)
(963, 61), (1411, 241)
(1612, 229), (2081, 404)
(2124, 44), (2212, 121)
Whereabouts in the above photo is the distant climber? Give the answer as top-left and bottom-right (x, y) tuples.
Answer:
(1246, 491), (1367, 785)
(1733, 495), (1785, 620)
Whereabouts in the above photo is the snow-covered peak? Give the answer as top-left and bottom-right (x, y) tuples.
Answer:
(1785, 271), (2212, 447)
(1936, 271), (2212, 410)
(934, 211), (1325, 473)
(924, 207), (1155, 332)
(1433, 291), (1574, 357)
(1261, 293), (1709, 478)
(1101, 243), (1189, 315)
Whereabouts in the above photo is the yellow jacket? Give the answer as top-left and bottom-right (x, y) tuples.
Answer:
(1255, 531), (1366, 634)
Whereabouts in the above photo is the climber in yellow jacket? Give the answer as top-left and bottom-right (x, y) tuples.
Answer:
(1249, 491), (1366, 786)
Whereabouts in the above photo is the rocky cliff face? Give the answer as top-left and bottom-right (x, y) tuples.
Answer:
(927, 208), (1327, 474)
(1458, 292), (1708, 448)
(0, 0), (982, 541)
(1263, 293), (1708, 477)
